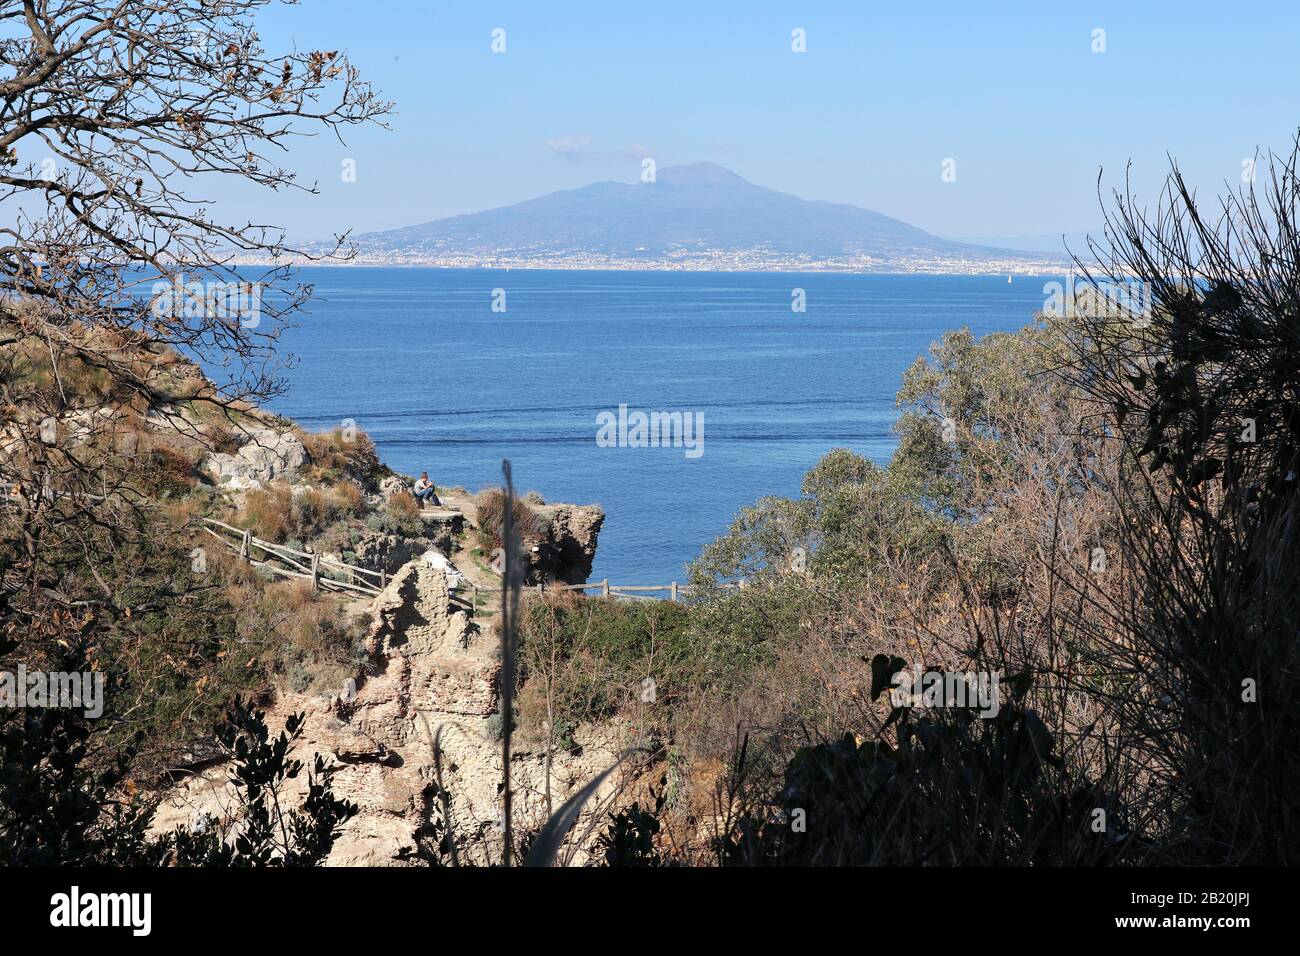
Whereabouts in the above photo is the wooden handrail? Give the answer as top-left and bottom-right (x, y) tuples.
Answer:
(200, 517), (481, 609)
(533, 579), (740, 601)
(202, 517), (384, 593)
(203, 519), (721, 609)
(534, 579), (715, 602)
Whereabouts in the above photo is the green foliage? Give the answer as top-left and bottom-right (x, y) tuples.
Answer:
(518, 594), (694, 732)
(0, 689), (152, 865)
(596, 780), (668, 867)
(684, 445), (945, 681)
(163, 699), (358, 866)
(684, 493), (817, 676)
(1, 503), (264, 774)
(894, 325), (1058, 512)
(485, 710), (506, 741)
(365, 508), (424, 538)
(684, 321), (1082, 706)
(714, 685), (1123, 866)
(0, 693), (355, 866)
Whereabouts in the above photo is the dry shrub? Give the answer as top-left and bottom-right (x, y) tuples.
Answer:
(662, 147), (1300, 865)
(387, 488), (420, 519)
(237, 484), (293, 542)
(475, 487), (545, 551)
(328, 479), (366, 516)
(236, 482), (354, 544)
(291, 487), (330, 538)
(204, 421), (244, 455)
(222, 576), (368, 696)
(302, 426), (382, 491)
(133, 442), (201, 497)
(661, 303), (1142, 864)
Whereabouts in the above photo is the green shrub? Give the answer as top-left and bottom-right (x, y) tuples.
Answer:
(516, 593), (694, 744)
(0, 688), (356, 866)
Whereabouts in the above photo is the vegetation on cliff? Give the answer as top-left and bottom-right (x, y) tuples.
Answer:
(2, 0), (1297, 870)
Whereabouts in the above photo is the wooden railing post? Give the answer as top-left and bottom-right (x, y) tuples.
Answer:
(670, 581), (678, 602)
(310, 552), (320, 591)
(601, 579), (610, 598)
(240, 529), (251, 561)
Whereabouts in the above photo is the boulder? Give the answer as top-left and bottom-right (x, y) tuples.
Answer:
(353, 530), (446, 575)
(204, 427), (308, 485)
(527, 503), (605, 584)
(378, 474), (407, 499)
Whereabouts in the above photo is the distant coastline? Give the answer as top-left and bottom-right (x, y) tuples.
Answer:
(230, 252), (1071, 275)
(270, 163), (1076, 277)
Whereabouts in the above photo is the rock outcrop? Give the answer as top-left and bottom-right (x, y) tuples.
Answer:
(153, 557), (631, 866)
(352, 531), (437, 574)
(378, 474), (407, 499)
(341, 510), (462, 576)
(203, 427), (308, 487)
(528, 503), (605, 584)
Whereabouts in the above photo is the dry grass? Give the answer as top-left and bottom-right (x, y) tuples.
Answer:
(235, 480), (365, 545)
(222, 576), (369, 697)
(475, 487), (546, 552)
(387, 488), (419, 519)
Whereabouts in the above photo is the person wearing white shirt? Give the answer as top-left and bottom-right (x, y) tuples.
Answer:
(412, 472), (440, 508)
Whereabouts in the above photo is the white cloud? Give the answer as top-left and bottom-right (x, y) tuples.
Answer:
(546, 137), (655, 164)
(546, 135), (592, 158)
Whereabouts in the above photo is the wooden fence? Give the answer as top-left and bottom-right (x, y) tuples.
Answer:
(201, 518), (727, 612)
(201, 518), (482, 613)
(540, 579), (734, 602)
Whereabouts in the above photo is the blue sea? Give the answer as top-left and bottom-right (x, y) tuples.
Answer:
(263, 269), (1051, 585)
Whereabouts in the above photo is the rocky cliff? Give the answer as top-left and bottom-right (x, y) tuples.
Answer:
(9, 338), (626, 864)
(154, 558), (632, 866)
(528, 501), (605, 584)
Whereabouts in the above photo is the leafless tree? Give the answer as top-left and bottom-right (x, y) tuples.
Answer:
(0, 0), (389, 610)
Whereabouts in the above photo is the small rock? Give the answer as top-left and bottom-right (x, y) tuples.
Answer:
(223, 475), (263, 492)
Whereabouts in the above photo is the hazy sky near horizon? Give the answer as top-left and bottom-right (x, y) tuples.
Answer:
(212, 1), (1300, 243)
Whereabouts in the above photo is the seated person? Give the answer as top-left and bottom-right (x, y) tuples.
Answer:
(412, 472), (441, 508)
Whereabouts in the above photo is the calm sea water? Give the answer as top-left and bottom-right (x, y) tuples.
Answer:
(263, 268), (1050, 585)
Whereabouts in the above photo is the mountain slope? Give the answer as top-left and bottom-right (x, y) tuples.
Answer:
(348, 162), (1035, 264)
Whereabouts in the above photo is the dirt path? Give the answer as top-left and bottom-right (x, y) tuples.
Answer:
(430, 489), (501, 617)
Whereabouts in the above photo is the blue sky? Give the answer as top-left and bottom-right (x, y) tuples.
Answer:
(226, 1), (1300, 242)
